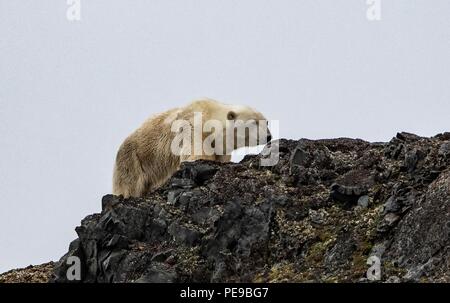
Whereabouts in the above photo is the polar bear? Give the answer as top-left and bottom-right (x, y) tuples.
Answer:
(112, 98), (271, 198)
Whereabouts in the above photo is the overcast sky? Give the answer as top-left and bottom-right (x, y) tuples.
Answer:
(1, 0), (449, 273)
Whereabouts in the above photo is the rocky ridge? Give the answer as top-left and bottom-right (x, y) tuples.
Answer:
(2, 133), (450, 283)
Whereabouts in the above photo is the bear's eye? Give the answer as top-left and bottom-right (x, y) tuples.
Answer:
(227, 111), (236, 120)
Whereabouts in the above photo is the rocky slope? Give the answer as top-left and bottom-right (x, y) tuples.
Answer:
(0, 262), (54, 283)
(3, 133), (450, 283)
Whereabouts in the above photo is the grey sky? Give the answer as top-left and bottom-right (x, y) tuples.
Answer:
(0, 0), (449, 272)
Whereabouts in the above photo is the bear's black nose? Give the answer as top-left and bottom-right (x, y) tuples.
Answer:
(266, 134), (272, 142)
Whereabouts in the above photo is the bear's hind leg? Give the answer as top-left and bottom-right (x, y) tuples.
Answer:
(113, 141), (149, 198)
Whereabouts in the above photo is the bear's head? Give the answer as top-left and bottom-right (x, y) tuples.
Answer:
(186, 98), (272, 155)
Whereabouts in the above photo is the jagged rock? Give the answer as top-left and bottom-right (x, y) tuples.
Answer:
(357, 195), (370, 208)
(48, 135), (450, 283)
(439, 142), (450, 157)
(385, 170), (450, 282)
(178, 162), (218, 185)
(4, 134), (449, 283)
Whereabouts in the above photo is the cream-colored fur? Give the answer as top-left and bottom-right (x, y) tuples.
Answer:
(112, 98), (270, 198)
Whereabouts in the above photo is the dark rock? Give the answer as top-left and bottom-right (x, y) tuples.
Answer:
(324, 231), (357, 270)
(383, 196), (401, 214)
(191, 207), (220, 225)
(102, 194), (121, 211)
(105, 234), (129, 249)
(330, 183), (368, 206)
(357, 195), (370, 208)
(435, 132), (450, 140)
(396, 132), (422, 142)
(135, 264), (177, 283)
(151, 249), (174, 262)
(167, 189), (183, 205)
(377, 213), (401, 234)
(385, 170), (450, 281)
(179, 162), (218, 185)
(168, 223), (201, 247)
(169, 178), (196, 189)
(439, 142), (450, 157)
(308, 209), (328, 225)
(144, 218), (168, 242)
(404, 150), (419, 173)
(290, 146), (309, 167)
(49, 134), (450, 283)
(404, 148), (426, 173)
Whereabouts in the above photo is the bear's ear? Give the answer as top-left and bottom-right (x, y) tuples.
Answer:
(227, 111), (237, 120)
